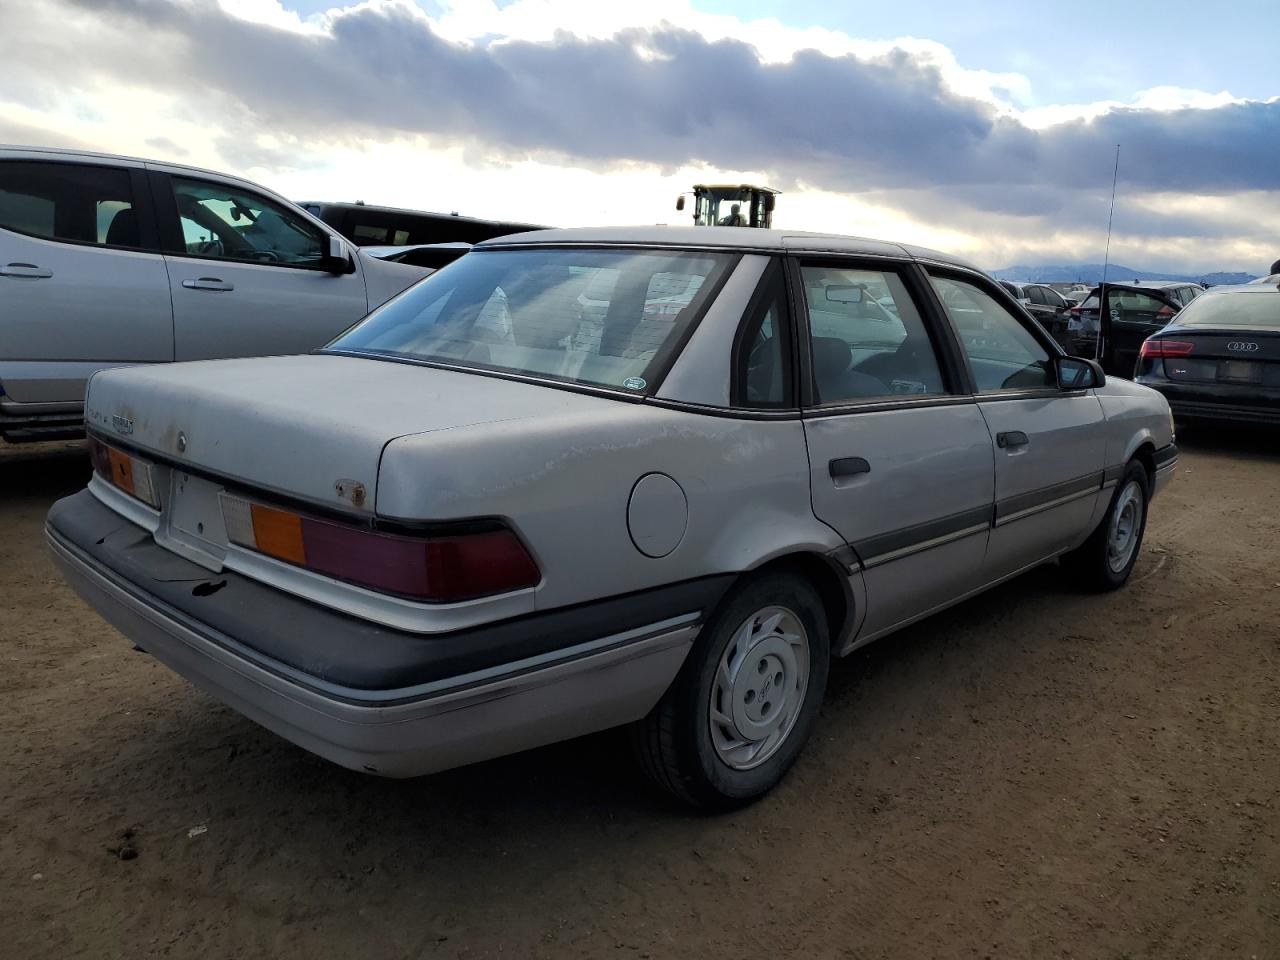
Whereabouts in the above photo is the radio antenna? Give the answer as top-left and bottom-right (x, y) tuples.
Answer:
(1097, 143), (1120, 361)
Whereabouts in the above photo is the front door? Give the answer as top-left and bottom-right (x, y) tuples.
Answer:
(0, 157), (171, 405)
(1099, 284), (1181, 377)
(796, 258), (995, 641)
(927, 271), (1106, 581)
(150, 170), (369, 362)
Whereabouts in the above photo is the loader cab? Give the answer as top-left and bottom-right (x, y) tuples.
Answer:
(676, 185), (778, 229)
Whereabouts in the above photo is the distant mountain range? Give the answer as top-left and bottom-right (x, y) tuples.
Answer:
(993, 263), (1257, 287)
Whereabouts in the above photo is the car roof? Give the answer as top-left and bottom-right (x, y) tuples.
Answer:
(1193, 281), (1280, 297)
(0, 143), (266, 185)
(478, 225), (982, 270)
(1112, 279), (1197, 289)
(297, 199), (543, 230)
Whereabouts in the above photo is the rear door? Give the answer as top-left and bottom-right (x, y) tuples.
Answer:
(0, 155), (171, 406)
(927, 270), (1106, 581)
(1099, 284), (1181, 376)
(149, 168), (370, 362)
(796, 257), (995, 641)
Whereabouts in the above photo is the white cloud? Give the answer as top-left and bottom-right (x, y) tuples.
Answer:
(3, 0), (1274, 273)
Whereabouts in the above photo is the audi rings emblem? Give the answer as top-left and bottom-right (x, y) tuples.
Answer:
(1226, 341), (1259, 352)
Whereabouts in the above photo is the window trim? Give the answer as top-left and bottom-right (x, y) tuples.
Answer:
(788, 254), (971, 411)
(729, 258), (795, 410)
(0, 159), (162, 254)
(148, 170), (337, 273)
(922, 264), (1070, 399)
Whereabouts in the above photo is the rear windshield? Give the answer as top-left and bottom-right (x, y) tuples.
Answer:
(1172, 290), (1280, 328)
(327, 247), (736, 392)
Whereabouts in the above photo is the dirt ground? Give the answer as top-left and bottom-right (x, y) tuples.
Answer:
(2, 427), (1278, 960)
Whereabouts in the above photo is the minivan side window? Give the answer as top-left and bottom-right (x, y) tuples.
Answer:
(0, 161), (142, 248)
(930, 274), (1055, 392)
(169, 177), (325, 268)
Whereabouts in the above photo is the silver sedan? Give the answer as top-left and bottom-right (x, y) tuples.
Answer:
(48, 226), (1177, 808)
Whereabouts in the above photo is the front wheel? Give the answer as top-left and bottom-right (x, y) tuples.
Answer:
(631, 571), (830, 810)
(1062, 460), (1149, 591)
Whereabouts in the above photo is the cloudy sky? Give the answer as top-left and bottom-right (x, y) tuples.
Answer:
(3, 0), (1278, 272)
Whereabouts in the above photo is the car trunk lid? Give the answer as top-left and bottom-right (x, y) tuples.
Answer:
(1156, 327), (1280, 387)
(85, 353), (628, 517)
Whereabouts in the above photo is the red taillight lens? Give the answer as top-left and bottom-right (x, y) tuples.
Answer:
(1140, 339), (1195, 358)
(221, 495), (539, 602)
(86, 434), (160, 508)
(1069, 306), (1081, 315)
(1156, 305), (1176, 318)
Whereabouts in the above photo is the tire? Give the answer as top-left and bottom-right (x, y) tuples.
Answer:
(1062, 459), (1150, 592)
(631, 571), (830, 810)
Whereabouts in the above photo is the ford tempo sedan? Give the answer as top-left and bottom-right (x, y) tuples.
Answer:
(47, 226), (1177, 808)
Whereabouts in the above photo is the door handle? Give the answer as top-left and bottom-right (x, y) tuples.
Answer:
(829, 457), (871, 478)
(1, 262), (53, 279)
(181, 277), (234, 291)
(997, 431), (1029, 449)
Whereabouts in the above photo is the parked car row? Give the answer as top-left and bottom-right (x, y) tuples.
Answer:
(998, 280), (1073, 342)
(46, 224), (1178, 807)
(0, 146), (432, 442)
(1063, 280), (1204, 373)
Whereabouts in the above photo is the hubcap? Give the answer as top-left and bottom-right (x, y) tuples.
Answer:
(1106, 479), (1145, 574)
(709, 606), (810, 771)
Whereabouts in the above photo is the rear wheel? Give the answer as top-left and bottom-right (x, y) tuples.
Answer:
(631, 571), (830, 810)
(1063, 459), (1149, 591)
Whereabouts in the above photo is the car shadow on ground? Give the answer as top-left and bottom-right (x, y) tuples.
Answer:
(0, 441), (90, 501)
(1174, 421), (1280, 461)
(105, 561), (1079, 834)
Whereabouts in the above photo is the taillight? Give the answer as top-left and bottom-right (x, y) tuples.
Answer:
(1069, 305), (1081, 315)
(1156, 305), (1176, 318)
(1140, 339), (1195, 358)
(87, 434), (160, 508)
(221, 494), (539, 602)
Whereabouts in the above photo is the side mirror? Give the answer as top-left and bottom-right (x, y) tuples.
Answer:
(322, 235), (354, 275)
(676, 196), (685, 212)
(1055, 355), (1105, 390)
(763, 193), (775, 213)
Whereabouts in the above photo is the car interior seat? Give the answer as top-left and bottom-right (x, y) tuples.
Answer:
(105, 208), (139, 247)
(811, 336), (888, 402)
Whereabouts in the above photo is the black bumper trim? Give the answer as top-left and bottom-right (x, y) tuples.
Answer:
(1153, 442), (1178, 467)
(47, 490), (733, 693)
(1168, 400), (1280, 425)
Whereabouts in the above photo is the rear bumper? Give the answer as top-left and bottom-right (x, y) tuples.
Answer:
(47, 494), (711, 777)
(0, 399), (84, 442)
(1137, 378), (1280, 425)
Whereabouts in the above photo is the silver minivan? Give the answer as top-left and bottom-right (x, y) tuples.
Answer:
(0, 146), (428, 441)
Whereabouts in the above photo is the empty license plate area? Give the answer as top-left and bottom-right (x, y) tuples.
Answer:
(1218, 360), (1261, 383)
(159, 471), (230, 570)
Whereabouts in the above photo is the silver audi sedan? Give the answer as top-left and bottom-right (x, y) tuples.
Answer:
(47, 226), (1177, 808)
